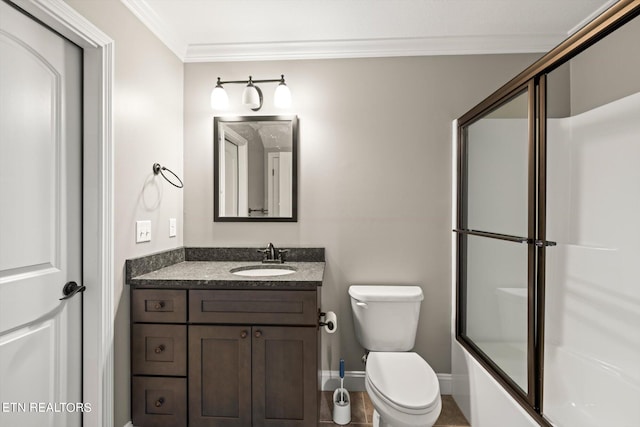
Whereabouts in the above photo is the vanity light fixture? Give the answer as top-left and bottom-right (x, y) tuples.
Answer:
(211, 75), (291, 111)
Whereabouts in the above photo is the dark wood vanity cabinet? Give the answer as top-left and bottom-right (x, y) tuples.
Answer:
(189, 325), (317, 427)
(131, 288), (319, 427)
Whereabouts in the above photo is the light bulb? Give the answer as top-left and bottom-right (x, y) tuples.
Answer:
(274, 81), (292, 108)
(242, 84), (261, 109)
(210, 79), (228, 110)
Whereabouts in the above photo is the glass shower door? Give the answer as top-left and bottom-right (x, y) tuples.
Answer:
(456, 5), (640, 424)
(457, 88), (534, 396)
(464, 236), (529, 391)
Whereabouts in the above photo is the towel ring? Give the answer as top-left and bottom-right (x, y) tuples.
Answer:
(153, 163), (183, 188)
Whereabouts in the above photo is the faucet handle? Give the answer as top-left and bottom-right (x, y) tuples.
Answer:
(277, 249), (289, 262)
(257, 247), (270, 262)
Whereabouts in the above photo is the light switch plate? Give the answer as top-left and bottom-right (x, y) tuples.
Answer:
(136, 220), (151, 243)
(169, 218), (177, 238)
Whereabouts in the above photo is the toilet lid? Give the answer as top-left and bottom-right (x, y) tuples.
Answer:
(366, 352), (440, 412)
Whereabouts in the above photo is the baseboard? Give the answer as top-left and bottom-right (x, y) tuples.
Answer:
(321, 370), (367, 391)
(321, 370), (453, 395)
(437, 373), (453, 395)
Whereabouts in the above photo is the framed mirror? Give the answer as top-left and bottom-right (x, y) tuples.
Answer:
(214, 115), (298, 222)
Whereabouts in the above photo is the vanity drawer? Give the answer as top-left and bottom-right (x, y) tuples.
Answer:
(132, 324), (187, 376)
(131, 289), (186, 323)
(132, 376), (186, 427)
(189, 289), (317, 325)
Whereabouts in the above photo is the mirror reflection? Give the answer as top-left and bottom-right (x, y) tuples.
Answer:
(214, 115), (297, 222)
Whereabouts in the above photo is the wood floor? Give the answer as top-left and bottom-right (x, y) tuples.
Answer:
(319, 391), (470, 426)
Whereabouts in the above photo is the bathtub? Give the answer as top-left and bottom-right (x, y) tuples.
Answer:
(543, 345), (640, 427)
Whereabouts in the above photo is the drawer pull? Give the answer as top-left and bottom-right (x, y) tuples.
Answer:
(155, 398), (164, 407)
(254, 330), (262, 338)
(154, 301), (165, 310)
(154, 345), (165, 354)
(240, 330), (248, 339)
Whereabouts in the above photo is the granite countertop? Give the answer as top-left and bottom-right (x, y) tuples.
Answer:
(126, 247), (325, 290)
(129, 261), (324, 289)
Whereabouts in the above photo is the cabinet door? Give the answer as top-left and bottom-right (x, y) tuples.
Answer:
(252, 326), (318, 427)
(131, 324), (186, 376)
(131, 376), (187, 427)
(189, 325), (252, 427)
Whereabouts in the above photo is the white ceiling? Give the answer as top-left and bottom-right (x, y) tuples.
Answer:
(121, 0), (615, 62)
(226, 122), (292, 150)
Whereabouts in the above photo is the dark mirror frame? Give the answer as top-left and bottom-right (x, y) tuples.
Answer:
(213, 115), (298, 222)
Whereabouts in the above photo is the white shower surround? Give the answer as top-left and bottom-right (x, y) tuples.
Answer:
(544, 90), (640, 426)
(452, 91), (640, 426)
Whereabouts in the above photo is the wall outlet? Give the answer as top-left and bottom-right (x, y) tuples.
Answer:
(136, 220), (151, 243)
(169, 218), (177, 238)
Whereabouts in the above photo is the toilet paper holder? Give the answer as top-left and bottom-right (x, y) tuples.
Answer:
(318, 312), (335, 331)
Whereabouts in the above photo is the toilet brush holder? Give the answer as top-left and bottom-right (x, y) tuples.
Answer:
(332, 388), (351, 425)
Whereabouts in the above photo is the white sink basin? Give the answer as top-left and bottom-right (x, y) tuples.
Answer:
(230, 265), (297, 277)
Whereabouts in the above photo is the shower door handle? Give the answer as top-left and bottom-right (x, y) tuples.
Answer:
(453, 229), (528, 243)
(453, 230), (556, 247)
(531, 239), (557, 247)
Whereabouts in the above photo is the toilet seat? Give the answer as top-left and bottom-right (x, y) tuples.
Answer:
(366, 352), (440, 415)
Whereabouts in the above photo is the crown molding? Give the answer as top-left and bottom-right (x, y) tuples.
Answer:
(184, 34), (557, 63)
(122, 0), (560, 63)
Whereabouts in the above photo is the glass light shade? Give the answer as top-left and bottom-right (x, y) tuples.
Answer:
(242, 85), (261, 109)
(210, 85), (228, 109)
(274, 83), (292, 108)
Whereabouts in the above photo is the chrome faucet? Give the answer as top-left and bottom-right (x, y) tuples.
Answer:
(259, 243), (288, 263)
(266, 242), (277, 260)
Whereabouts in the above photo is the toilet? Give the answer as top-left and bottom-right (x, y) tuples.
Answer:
(349, 285), (442, 427)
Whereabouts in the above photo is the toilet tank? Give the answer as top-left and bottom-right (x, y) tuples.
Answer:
(349, 285), (424, 352)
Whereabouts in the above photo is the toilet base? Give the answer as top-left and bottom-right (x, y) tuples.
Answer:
(373, 409), (393, 427)
(366, 379), (441, 427)
(373, 408), (438, 427)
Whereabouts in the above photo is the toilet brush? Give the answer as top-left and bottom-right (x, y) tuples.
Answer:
(340, 359), (345, 404)
(332, 359), (351, 425)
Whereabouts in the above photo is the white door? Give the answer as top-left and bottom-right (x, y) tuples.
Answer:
(268, 154), (281, 217)
(278, 152), (292, 217)
(224, 139), (239, 216)
(267, 152), (292, 217)
(0, 2), (83, 427)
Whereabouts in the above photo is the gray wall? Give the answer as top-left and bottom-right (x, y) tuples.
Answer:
(183, 54), (540, 375)
(570, 13), (640, 115)
(63, 1), (184, 426)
